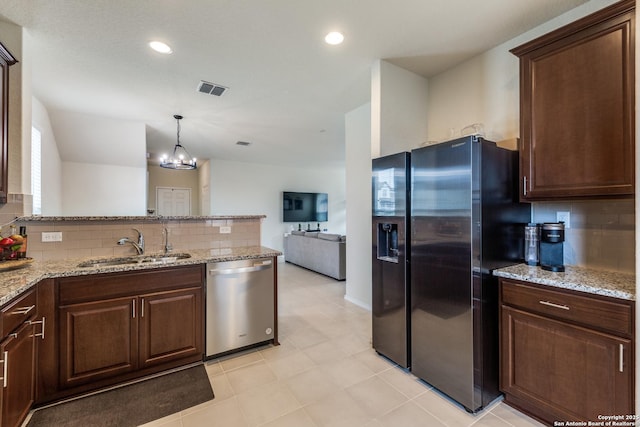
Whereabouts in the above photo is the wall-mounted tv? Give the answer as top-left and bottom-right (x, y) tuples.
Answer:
(282, 191), (328, 222)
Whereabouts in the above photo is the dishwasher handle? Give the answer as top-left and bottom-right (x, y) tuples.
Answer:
(209, 260), (272, 276)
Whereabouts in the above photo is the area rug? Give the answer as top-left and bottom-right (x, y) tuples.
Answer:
(27, 364), (214, 427)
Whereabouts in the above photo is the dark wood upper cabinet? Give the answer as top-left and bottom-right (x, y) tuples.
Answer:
(0, 42), (17, 205)
(511, 0), (635, 200)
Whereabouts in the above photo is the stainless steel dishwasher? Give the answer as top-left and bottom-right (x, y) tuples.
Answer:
(206, 258), (275, 358)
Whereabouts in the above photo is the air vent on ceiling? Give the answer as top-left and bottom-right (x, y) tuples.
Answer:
(197, 80), (228, 96)
(236, 141), (251, 147)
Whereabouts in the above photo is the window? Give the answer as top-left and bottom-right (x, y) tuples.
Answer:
(31, 127), (41, 215)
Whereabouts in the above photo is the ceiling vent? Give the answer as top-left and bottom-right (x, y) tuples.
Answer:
(236, 141), (251, 147)
(197, 80), (228, 96)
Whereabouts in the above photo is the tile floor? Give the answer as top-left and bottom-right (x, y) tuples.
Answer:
(141, 262), (544, 427)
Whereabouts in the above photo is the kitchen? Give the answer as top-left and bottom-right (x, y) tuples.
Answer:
(0, 0), (637, 426)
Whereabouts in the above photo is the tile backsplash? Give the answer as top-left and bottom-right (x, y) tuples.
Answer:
(13, 217), (262, 261)
(532, 199), (635, 273)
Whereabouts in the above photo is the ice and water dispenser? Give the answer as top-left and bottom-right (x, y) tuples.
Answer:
(377, 223), (399, 263)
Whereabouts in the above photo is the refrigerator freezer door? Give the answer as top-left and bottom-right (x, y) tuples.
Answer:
(411, 137), (475, 409)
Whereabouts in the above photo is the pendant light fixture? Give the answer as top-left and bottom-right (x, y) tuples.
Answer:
(160, 115), (197, 170)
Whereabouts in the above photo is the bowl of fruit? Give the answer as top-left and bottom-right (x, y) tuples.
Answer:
(0, 234), (24, 260)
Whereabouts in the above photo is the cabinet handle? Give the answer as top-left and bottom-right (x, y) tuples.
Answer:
(619, 344), (624, 373)
(1, 350), (8, 388)
(132, 299), (136, 318)
(141, 298), (144, 318)
(12, 305), (35, 315)
(523, 176), (527, 196)
(29, 317), (45, 340)
(539, 300), (570, 310)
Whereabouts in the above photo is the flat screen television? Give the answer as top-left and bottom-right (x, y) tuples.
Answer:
(282, 191), (328, 222)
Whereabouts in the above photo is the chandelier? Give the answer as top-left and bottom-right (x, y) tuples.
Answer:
(160, 115), (197, 170)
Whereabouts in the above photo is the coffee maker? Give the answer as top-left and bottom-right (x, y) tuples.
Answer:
(539, 222), (565, 272)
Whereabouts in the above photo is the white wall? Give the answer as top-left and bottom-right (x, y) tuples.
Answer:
(345, 103), (372, 309)
(32, 97), (62, 215)
(209, 159), (346, 255)
(47, 111), (147, 216)
(426, 0), (619, 143)
(372, 60), (429, 155)
(61, 162), (146, 215)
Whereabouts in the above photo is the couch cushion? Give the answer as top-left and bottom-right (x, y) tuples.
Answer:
(291, 230), (306, 236)
(318, 233), (342, 241)
(305, 232), (319, 238)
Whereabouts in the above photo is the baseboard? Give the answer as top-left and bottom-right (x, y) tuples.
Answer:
(344, 294), (371, 311)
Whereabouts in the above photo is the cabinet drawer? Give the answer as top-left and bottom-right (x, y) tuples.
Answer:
(59, 265), (204, 305)
(0, 288), (36, 337)
(500, 279), (633, 337)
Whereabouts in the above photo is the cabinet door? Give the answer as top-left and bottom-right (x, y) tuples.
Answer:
(513, 1), (635, 200)
(59, 297), (137, 389)
(138, 287), (203, 369)
(0, 43), (17, 205)
(501, 306), (633, 422)
(1, 321), (35, 427)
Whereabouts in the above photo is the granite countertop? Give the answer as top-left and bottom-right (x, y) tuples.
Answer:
(17, 215), (266, 222)
(0, 246), (282, 306)
(493, 264), (635, 301)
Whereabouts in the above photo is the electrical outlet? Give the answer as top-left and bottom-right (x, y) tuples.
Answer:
(41, 231), (63, 242)
(556, 211), (571, 229)
(219, 226), (231, 234)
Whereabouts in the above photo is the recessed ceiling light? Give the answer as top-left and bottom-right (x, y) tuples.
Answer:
(149, 41), (173, 54)
(324, 32), (344, 45)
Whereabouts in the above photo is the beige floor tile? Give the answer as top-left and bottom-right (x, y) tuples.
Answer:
(377, 367), (430, 399)
(209, 373), (235, 401)
(413, 389), (478, 426)
(304, 389), (371, 427)
(235, 381), (301, 427)
(468, 413), (512, 427)
(352, 349), (396, 374)
(204, 360), (223, 376)
(181, 397), (248, 427)
(284, 366), (340, 405)
(489, 403), (546, 427)
(330, 332), (372, 356)
(225, 361), (277, 394)
(346, 376), (409, 418)
(138, 412), (181, 427)
(259, 408), (318, 427)
(377, 401), (447, 427)
(220, 350), (264, 372)
(320, 356), (376, 388)
(302, 339), (349, 365)
(259, 338), (298, 361)
(287, 326), (330, 349)
(266, 350), (316, 379)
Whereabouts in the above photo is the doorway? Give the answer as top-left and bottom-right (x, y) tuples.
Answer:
(156, 187), (192, 216)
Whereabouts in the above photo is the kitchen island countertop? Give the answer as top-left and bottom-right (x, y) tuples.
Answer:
(0, 246), (281, 306)
(493, 263), (635, 301)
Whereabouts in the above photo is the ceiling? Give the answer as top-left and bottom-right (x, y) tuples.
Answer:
(0, 0), (588, 169)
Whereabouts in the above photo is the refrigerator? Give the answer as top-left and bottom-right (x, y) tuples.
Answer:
(410, 136), (529, 412)
(372, 152), (410, 368)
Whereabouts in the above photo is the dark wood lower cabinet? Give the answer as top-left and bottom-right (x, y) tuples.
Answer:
(1, 321), (35, 427)
(59, 297), (137, 389)
(500, 278), (634, 425)
(139, 287), (203, 369)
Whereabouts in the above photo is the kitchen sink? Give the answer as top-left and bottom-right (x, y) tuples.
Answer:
(77, 253), (192, 268)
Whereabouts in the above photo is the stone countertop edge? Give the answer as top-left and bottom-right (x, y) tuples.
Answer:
(493, 263), (635, 301)
(0, 246), (282, 307)
(16, 215), (267, 221)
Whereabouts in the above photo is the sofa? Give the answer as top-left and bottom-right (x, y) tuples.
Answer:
(284, 231), (346, 280)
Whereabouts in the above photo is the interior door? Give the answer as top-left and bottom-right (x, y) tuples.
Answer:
(156, 187), (191, 216)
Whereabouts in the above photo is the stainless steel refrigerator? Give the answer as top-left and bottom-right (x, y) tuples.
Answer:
(410, 136), (529, 412)
(372, 152), (410, 368)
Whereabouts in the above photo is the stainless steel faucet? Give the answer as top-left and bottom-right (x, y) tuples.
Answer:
(117, 228), (145, 255)
(163, 227), (173, 254)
